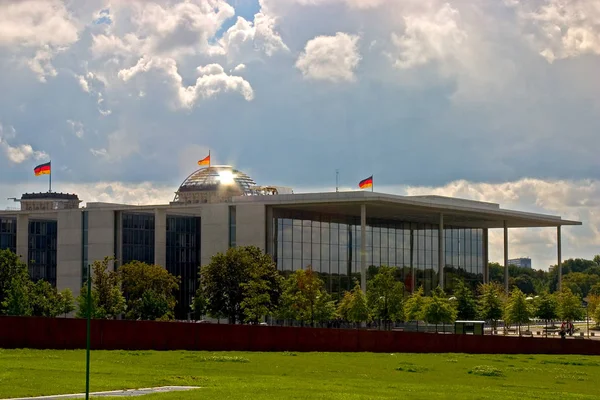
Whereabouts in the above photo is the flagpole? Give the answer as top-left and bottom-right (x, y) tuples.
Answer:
(371, 175), (374, 192)
(208, 150), (211, 169)
(49, 160), (52, 193)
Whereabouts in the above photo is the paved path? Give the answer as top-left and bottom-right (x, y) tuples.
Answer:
(1, 386), (200, 400)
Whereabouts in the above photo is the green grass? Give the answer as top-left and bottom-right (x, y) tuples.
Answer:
(1, 349), (600, 399)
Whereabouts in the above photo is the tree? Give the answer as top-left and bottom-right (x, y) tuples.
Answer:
(504, 288), (532, 336)
(120, 261), (180, 321)
(535, 292), (557, 322)
(336, 291), (353, 322)
(30, 280), (61, 317)
(76, 258), (126, 319)
(0, 249), (30, 311)
(57, 288), (75, 317)
(422, 287), (457, 332)
(404, 287), (426, 324)
(199, 246), (281, 324)
(453, 279), (477, 320)
(556, 288), (584, 322)
(278, 267), (335, 326)
(190, 289), (207, 321)
(241, 262), (283, 324)
(367, 266), (404, 330)
(513, 275), (536, 295)
(1, 276), (32, 316)
(478, 283), (504, 330)
(347, 282), (370, 327)
(594, 303), (600, 328)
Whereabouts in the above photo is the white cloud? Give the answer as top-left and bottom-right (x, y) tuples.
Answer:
(67, 120), (84, 139)
(510, 0), (600, 62)
(118, 56), (254, 107)
(219, 12), (289, 59)
(296, 32), (361, 82)
(76, 75), (90, 93)
(391, 3), (467, 69)
(0, 125), (48, 164)
(0, 0), (79, 81)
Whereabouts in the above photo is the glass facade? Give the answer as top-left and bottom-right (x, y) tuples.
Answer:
(229, 206), (236, 248)
(166, 216), (201, 319)
(0, 218), (16, 253)
(273, 209), (484, 298)
(28, 220), (57, 286)
(122, 213), (155, 265)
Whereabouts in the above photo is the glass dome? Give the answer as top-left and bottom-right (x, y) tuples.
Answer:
(173, 165), (257, 203)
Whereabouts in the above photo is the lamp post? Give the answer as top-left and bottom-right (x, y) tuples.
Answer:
(583, 297), (590, 339)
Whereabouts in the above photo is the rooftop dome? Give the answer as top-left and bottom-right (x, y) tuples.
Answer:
(173, 165), (257, 204)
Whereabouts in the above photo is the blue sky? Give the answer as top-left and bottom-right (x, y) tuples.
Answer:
(0, 0), (599, 269)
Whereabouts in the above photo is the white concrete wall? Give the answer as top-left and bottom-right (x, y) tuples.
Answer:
(87, 209), (115, 271)
(200, 204), (229, 266)
(57, 210), (82, 297)
(235, 204), (266, 251)
(16, 213), (29, 262)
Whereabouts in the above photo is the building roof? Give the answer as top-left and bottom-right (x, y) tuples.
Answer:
(232, 191), (581, 228)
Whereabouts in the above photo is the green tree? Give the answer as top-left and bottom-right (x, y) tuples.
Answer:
(30, 280), (61, 317)
(278, 267), (335, 326)
(190, 289), (207, 321)
(1, 276), (32, 316)
(453, 279), (477, 320)
(0, 249), (30, 311)
(367, 266), (404, 330)
(594, 304), (600, 328)
(556, 287), (584, 322)
(76, 258), (126, 319)
(478, 283), (504, 330)
(404, 287), (426, 323)
(57, 288), (75, 317)
(241, 262), (283, 324)
(336, 291), (353, 321)
(199, 246), (281, 324)
(562, 272), (600, 298)
(504, 288), (532, 336)
(535, 292), (558, 322)
(347, 282), (370, 327)
(120, 261), (180, 321)
(422, 287), (457, 332)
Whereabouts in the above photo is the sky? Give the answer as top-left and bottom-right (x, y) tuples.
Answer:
(0, 0), (599, 270)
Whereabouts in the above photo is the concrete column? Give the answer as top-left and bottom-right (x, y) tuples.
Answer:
(154, 208), (167, 267)
(504, 221), (509, 294)
(557, 225), (562, 292)
(265, 206), (274, 257)
(483, 228), (489, 284)
(438, 214), (445, 289)
(16, 214), (29, 263)
(360, 204), (367, 293)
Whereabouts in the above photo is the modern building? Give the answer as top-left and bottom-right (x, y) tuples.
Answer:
(508, 257), (532, 269)
(0, 165), (581, 318)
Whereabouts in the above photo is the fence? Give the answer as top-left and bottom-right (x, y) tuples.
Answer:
(1, 316), (600, 355)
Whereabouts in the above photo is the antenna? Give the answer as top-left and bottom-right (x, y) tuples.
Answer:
(335, 169), (339, 192)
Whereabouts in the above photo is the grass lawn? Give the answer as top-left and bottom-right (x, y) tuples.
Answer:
(1, 349), (600, 399)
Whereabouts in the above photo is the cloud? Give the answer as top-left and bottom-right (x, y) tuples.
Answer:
(67, 120), (84, 139)
(118, 56), (254, 107)
(509, 0), (600, 62)
(296, 32), (361, 82)
(0, 124), (48, 164)
(219, 12), (289, 59)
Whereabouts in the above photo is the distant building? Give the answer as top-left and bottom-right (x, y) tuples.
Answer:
(508, 257), (532, 269)
(0, 165), (579, 318)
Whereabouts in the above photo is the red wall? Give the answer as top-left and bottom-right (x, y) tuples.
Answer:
(1, 316), (600, 355)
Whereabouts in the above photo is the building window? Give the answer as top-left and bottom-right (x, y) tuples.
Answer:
(167, 216), (201, 319)
(0, 218), (17, 253)
(28, 220), (57, 286)
(122, 213), (155, 265)
(272, 209), (484, 297)
(229, 206), (236, 248)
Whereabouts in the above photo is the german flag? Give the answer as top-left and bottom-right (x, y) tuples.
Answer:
(34, 162), (51, 176)
(359, 175), (373, 189)
(198, 154), (210, 166)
